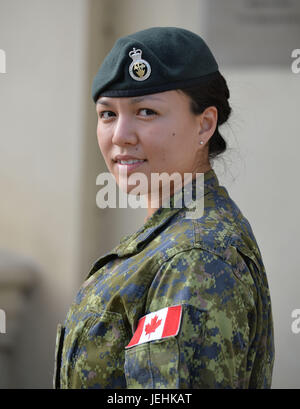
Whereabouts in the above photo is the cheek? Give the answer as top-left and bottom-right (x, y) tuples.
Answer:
(143, 129), (180, 169)
(97, 125), (110, 156)
(96, 122), (101, 145)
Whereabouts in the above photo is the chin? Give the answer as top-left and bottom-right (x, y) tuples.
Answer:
(118, 181), (149, 196)
(115, 170), (150, 195)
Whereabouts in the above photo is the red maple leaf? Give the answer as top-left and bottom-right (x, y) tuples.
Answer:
(144, 315), (162, 338)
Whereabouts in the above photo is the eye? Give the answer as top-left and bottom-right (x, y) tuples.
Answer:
(98, 111), (116, 120)
(138, 108), (157, 117)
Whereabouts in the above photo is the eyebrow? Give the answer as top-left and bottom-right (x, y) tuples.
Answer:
(96, 95), (165, 106)
(96, 99), (111, 106)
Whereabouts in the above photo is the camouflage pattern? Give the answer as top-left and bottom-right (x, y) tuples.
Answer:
(53, 169), (274, 389)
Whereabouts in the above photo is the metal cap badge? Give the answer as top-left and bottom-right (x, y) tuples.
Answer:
(128, 48), (151, 81)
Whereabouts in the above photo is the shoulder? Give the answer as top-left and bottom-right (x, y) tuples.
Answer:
(144, 184), (265, 310)
(159, 185), (258, 266)
(146, 236), (256, 318)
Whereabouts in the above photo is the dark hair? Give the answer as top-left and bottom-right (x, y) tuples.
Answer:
(180, 72), (231, 160)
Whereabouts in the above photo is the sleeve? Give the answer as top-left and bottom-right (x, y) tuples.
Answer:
(124, 248), (256, 389)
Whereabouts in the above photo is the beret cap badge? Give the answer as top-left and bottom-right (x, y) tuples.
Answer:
(128, 48), (151, 82)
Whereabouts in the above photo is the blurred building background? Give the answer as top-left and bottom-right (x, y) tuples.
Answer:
(0, 0), (299, 388)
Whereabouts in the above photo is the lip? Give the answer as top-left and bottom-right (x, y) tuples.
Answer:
(113, 155), (147, 173)
(113, 154), (146, 162)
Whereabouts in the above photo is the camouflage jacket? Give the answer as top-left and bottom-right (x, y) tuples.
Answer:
(53, 168), (274, 389)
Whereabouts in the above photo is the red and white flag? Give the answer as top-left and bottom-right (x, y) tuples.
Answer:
(126, 305), (182, 349)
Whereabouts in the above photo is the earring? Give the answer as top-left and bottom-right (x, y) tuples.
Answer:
(200, 141), (204, 145)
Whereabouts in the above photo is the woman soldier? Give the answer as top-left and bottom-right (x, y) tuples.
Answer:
(53, 27), (274, 389)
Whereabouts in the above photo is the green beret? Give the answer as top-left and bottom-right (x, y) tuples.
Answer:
(92, 26), (219, 102)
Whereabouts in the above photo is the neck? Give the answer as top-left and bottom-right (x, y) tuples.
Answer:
(145, 164), (212, 221)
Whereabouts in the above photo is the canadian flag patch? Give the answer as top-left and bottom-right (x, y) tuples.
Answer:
(126, 305), (182, 349)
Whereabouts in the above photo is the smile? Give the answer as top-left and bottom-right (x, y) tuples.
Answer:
(115, 159), (147, 172)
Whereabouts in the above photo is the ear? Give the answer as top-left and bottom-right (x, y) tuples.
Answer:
(198, 106), (218, 144)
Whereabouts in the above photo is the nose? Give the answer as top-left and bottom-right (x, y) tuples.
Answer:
(112, 114), (138, 146)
